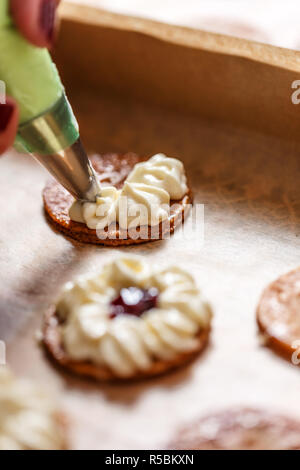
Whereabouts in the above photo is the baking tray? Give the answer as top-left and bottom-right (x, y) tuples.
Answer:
(1, 3), (300, 450)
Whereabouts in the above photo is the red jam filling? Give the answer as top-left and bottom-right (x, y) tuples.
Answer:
(110, 287), (159, 318)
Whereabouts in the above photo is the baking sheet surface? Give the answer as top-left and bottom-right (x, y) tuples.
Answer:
(1, 84), (300, 449)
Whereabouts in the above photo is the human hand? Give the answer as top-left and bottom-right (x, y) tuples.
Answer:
(0, 0), (60, 154)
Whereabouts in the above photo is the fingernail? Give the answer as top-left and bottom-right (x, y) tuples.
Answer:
(39, 0), (56, 45)
(0, 103), (14, 132)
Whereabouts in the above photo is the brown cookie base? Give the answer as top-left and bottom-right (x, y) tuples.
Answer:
(43, 307), (210, 382)
(43, 153), (192, 246)
(256, 267), (300, 359)
(168, 408), (300, 450)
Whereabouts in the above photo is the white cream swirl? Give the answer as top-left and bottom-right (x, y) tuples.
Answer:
(119, 182), (170, 229)
(57, 256), (212, 378)
(69, 186), (120, 230)
(126, 153), (188, 200)
(69, 154), (188, 230)
(0, 368), (65, 450)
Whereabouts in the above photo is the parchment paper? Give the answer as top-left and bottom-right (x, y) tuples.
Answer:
(1, 3), (300, 450)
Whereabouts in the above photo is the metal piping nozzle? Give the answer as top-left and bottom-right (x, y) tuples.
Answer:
(33, 138), (101, 202)
(16, 94), (101, 202)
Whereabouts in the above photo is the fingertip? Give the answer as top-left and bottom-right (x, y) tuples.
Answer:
(11, 0), (58, 49)
(0, 98), (19, 155)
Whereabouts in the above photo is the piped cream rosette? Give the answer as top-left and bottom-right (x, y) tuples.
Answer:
(69, 154), (188, 230)
(0, 368), (65, 450)
(57, 256), (212, 378)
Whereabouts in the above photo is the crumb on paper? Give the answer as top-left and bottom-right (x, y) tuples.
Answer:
(35, 329), (43, 344)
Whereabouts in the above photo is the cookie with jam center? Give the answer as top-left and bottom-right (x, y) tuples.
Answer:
(43, 256), (212, 381)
